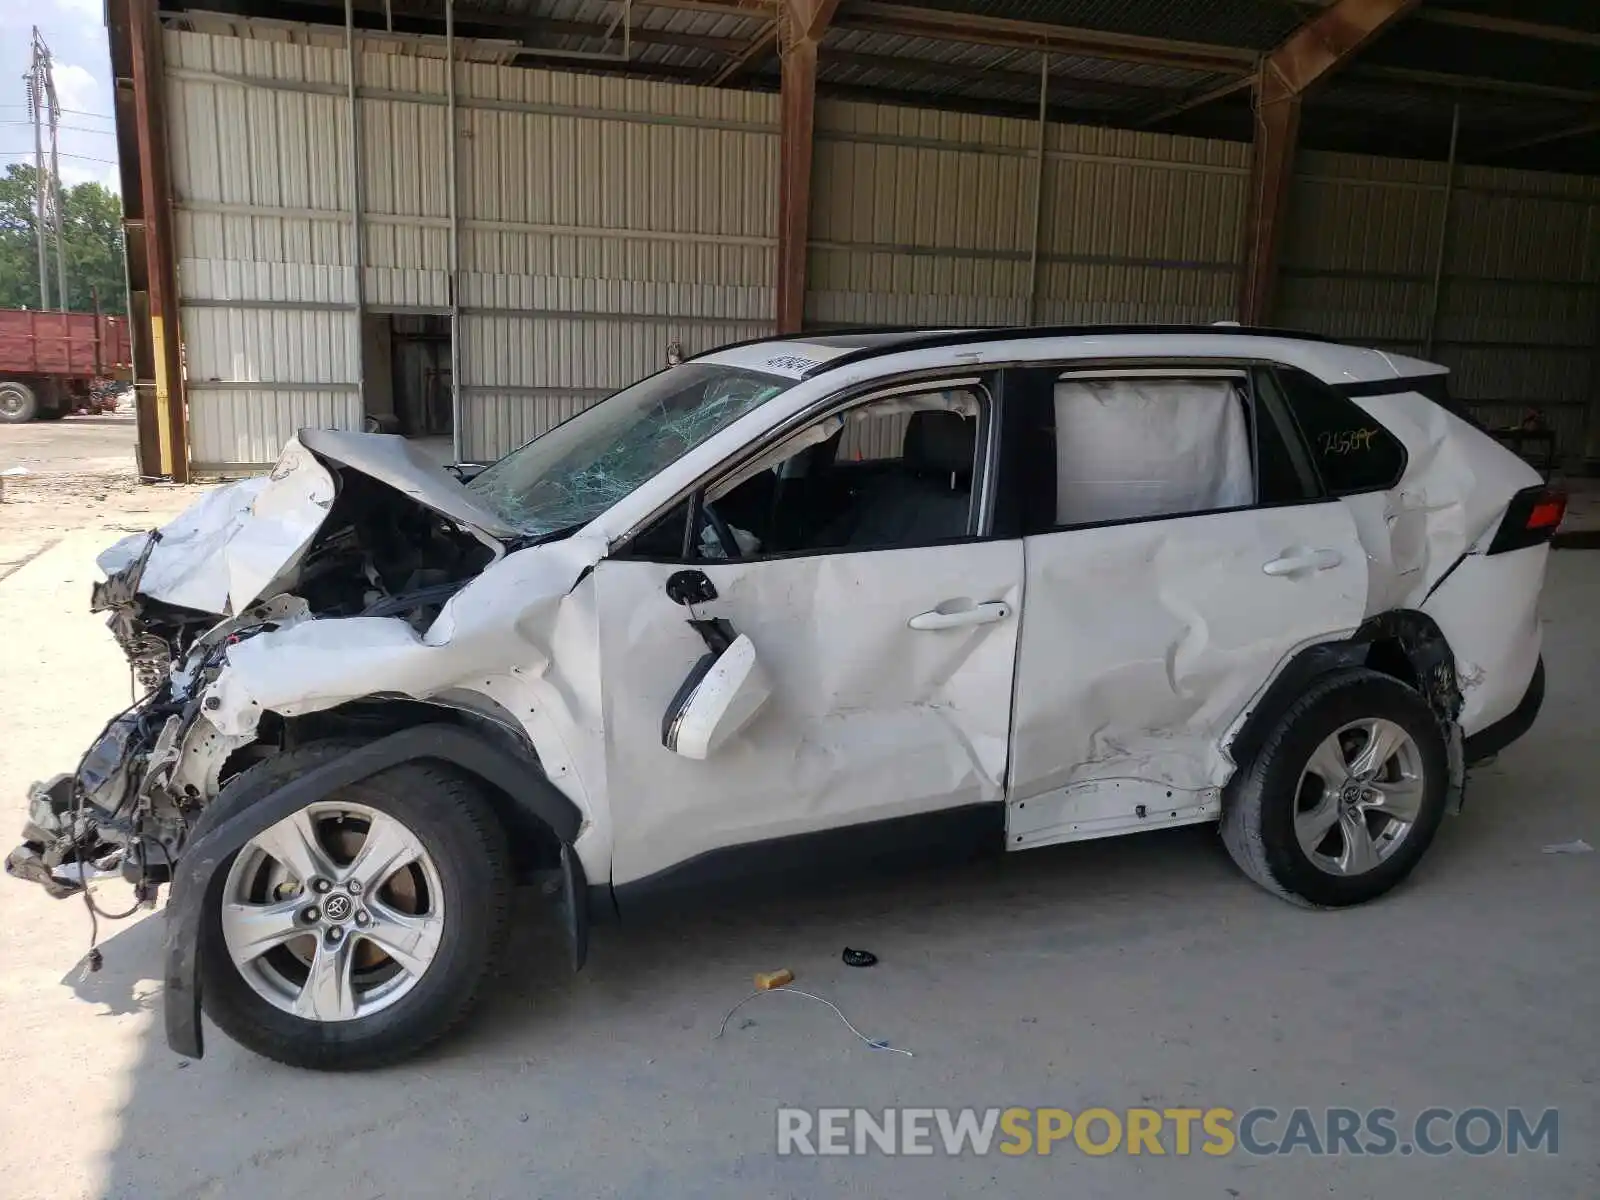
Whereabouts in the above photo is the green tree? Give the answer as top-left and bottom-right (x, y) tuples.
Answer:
(0, 163), (127, 313)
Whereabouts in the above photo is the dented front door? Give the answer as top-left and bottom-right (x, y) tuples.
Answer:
(593, 541), (1024, 889)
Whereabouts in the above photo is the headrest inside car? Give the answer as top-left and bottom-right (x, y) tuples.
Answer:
(903, 410), (975, 474)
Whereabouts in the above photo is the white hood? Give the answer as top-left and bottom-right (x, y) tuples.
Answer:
(98, 430), (516, 616)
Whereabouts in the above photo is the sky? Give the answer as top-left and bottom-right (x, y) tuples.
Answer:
(0, 0), (120, 191)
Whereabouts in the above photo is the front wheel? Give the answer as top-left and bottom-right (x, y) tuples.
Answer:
(1221, 669), (1449, 907)
(198, 753), (511, 1069)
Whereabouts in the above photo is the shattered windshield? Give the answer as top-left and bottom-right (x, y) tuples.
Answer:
(466, 364), (793, 537)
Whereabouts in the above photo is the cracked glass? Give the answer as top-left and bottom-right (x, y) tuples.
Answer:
(467, 364), (792, 537)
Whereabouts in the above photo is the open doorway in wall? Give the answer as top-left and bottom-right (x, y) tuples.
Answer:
(361, 313), (453, 464)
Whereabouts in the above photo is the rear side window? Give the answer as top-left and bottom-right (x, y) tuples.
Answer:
(1051, 373), (1254, 526)
(1274, 367), (1407, 494)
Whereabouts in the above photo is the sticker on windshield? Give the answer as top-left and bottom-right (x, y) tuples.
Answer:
(765, 355), (822, 376)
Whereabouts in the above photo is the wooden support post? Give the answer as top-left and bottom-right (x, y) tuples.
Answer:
(123, 0), (189, 482)
(1237, 0), (1419, 324)
(1238, 72), (1301, 325)
(775, 0), (838, 333)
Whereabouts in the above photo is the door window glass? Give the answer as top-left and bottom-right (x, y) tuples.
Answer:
(1053, 375), (1254, 526)
(626, 385), (989, 559)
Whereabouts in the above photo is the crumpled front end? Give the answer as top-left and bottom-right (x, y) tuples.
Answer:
(6, 430), (511, 904)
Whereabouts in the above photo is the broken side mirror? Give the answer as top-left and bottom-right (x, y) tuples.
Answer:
(660, 632), (772, 760)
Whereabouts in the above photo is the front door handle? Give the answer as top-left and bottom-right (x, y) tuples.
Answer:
(908, 601), (1013, 631)
(1262, 548), (1343, 577)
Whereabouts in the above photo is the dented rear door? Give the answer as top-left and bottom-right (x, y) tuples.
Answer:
(1002, 363), (1370, 848)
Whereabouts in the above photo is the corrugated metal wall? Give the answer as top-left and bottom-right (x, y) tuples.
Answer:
(1282, 150), (1600, 452)
(166, 31), (361, 468)
(162, 23), (1600, 467)
(808, 101), (1247, 329)
(450, 64), (777, 460)
(164, 26), (776, 466)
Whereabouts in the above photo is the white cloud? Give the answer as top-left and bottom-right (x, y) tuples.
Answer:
(52, 62), (103, 115)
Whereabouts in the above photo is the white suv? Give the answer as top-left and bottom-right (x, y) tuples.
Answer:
(8, 327), (1558, 1070)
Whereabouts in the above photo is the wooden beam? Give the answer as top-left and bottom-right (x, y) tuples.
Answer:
(1240, 0), (1417, 324)
(775, 0), (837, 332)
(1239, 73), (1301, 326)
(1267, 0), (1420, 96)
(837, 2), (1255, 75)
(710, 23), (776, 86)
(1349, 64), (1600, 106)
(1138, 75), (1252, 127)
(634, 0), (1255, 74)
(1412, 8), (1600, 51)
(125, 0), (189, 482)
(1487, 113), (1600, 158)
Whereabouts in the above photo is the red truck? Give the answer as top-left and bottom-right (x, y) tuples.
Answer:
(0, 307), (133, 423)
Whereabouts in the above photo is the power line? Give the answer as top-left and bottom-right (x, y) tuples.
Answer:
(1, 149), (120, 165)
(0, 121), (119, 136)
(0, 104), (113, 120)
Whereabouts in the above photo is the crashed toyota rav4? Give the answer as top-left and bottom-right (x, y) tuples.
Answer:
(7, 327), (1556, 1070)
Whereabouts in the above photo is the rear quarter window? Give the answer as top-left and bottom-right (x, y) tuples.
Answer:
(1275, 367), (1407, 494)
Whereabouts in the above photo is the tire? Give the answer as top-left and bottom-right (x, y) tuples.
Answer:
(196, 745), (511, 1070)
(0, 381), (37, 423)
(1220, 668), (1449, 908)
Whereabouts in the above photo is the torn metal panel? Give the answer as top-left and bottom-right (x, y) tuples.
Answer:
(593, 542), (1024, 886)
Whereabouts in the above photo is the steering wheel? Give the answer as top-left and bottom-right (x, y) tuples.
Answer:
(698, 500), (742, 560)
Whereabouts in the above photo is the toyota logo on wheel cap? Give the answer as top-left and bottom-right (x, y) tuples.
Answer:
(322, 893), (353, 922)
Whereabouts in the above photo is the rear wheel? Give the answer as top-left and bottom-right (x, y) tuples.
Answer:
(0, 381), (37, 423)
(1221, 669), (1448, 907)
(198, 753), (511, 1069)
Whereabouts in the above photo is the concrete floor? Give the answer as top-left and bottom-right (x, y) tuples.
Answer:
(1, 419), (1597, 1199)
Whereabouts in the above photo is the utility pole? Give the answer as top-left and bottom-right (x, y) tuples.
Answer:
(26, 28), (70, 311)
(26, 35), (49, 310)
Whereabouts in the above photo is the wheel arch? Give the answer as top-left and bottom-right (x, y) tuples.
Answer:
(262, 694), (577, 879)
(1225, 609), (1464, 783)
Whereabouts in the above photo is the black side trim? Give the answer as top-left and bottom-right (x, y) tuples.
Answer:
(1464, 658), (1545, 766)
(163, 724), (583, 1059)
(611, 803), (1005, 915)
(1335, 373), (1449, 399)
(558, 842), (589, 972)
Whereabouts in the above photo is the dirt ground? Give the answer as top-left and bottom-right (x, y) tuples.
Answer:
(1, 417), (1597, 1199)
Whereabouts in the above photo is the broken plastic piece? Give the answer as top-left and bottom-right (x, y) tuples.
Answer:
(754, 968), (794, 990)
(842, 947), (878, 968)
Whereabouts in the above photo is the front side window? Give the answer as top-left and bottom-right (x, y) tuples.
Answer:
(624, 382), (990, 560)
(467, 364), (792, 537)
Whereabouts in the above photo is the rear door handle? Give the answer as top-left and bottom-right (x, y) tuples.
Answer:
(1262, 548), (1343, 577)
(908, 601), (1012, 631)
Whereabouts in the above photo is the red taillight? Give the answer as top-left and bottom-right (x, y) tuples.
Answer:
(1488, 486), (1567, 554)
(1527, 497), (1566, 530)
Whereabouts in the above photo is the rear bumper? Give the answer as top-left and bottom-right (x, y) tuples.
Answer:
(1464, 657), (1544, 765)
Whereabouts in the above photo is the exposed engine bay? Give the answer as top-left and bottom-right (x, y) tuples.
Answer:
(4, 448), (495, 904)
